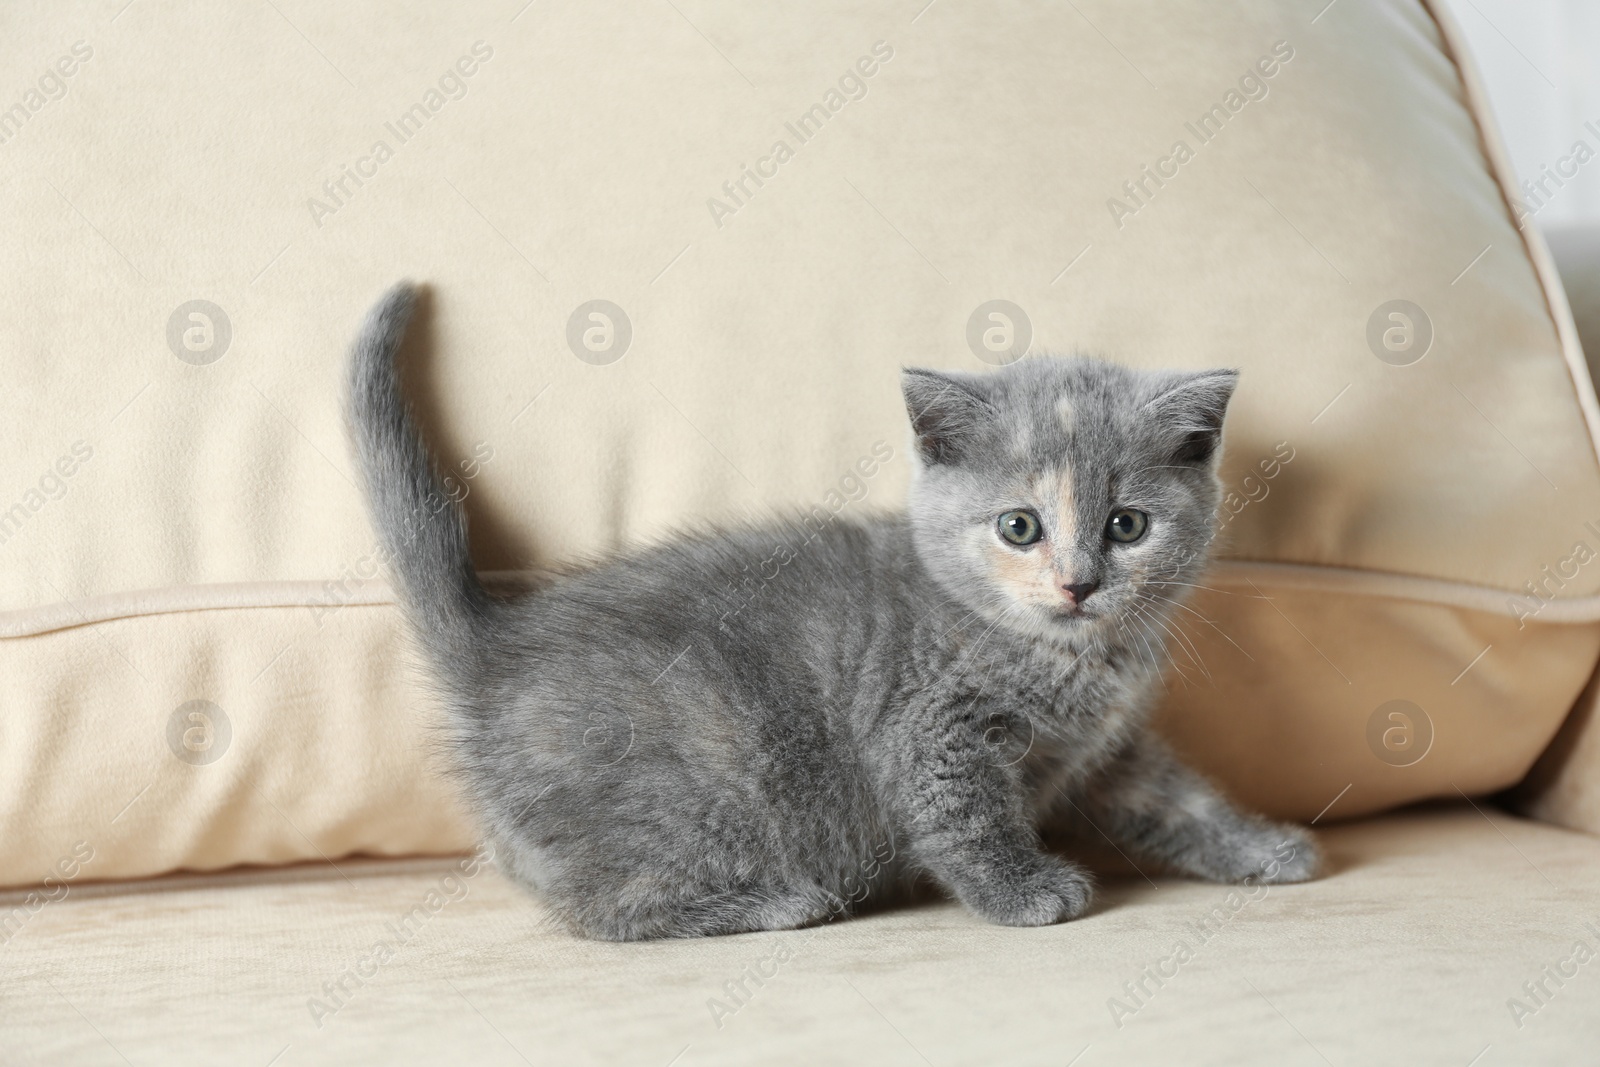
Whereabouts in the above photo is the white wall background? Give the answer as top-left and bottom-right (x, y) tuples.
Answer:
(1438, 0), (1600, 231)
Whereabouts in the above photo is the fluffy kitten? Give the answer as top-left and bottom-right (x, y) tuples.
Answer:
(347, 283), (1319, 941)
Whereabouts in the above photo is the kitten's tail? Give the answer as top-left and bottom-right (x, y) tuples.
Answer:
(347, 282), (489, 671)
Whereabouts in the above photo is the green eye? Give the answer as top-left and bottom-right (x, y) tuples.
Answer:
(1105, 509), (1148, 544)
(998, 510), (1042, 546)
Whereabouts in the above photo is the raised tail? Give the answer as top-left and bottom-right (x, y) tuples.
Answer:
(347, 282), (489, 670)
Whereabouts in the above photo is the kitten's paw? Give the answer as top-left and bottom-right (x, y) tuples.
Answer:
(1214, 822), (1320, 885)
(962, 858), (1093, 927)
(1257, 824), (1320, 883)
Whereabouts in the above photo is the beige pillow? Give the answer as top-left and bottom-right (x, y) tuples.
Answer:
(4, 0), (1600, 886)
(1511, 225), (1600, 834)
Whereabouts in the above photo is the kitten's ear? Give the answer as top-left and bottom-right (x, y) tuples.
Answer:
(1143, 369), (1239, 466)
(901, 368), (994, 465)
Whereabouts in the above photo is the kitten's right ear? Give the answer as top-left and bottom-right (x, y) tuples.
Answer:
(901, 368), (993, 465)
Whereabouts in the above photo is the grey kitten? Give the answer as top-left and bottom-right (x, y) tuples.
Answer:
(347, 283), (1319, 941)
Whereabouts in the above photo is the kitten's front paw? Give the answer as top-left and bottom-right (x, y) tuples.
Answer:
(1219, 822), (1320, 885)
(961, 858), (1093, 927)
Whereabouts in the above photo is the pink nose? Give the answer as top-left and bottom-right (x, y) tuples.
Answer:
(1062, 581), (1098, 605)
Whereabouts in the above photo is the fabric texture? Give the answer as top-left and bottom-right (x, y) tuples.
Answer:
(3, 804), (1598, 1064)
(1514, 225), (1600, 835)
(3, 0), (1600, 885)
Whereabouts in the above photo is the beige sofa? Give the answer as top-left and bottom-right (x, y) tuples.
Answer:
(6, 0), (1600, 1061)
(6, 804), (1597, 1065)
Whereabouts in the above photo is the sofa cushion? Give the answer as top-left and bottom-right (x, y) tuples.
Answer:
(4, 0), (1600, 884)
(1511, 224), (1600, 836)
(2, 804), (1594, 1063)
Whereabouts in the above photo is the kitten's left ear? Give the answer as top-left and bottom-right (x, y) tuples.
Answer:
(1143, 369), (1239, 465)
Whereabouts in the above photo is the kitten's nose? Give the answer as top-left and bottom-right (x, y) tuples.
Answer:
(1062, 581), (1099, 605)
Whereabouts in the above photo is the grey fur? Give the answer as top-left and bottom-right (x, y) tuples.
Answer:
(347, 282), (1319, 941)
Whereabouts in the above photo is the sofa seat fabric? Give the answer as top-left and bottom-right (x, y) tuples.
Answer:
(3, 804), (1598, 1065)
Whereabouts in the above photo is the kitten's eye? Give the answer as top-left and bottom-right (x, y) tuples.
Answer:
(997, 509), (1042, 546)
(1105, 508), (1148, 544)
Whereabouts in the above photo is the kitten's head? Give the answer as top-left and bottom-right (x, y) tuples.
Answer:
(901, 356), (1236, 644)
